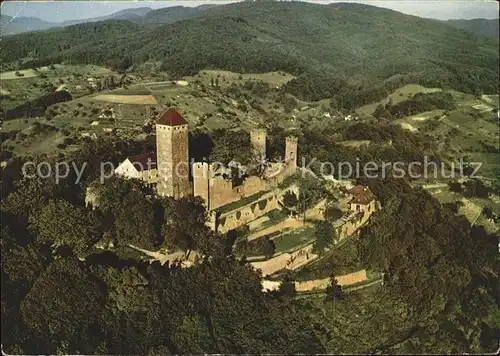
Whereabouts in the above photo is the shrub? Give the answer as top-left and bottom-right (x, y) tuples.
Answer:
(0, 150), (13, 161)
(63, 137), (75, 145)
(234, 236), (275, 258)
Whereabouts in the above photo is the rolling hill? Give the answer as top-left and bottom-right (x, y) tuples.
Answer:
(0, 4), (214, 35)
(0, 7), (154, 35)
(2, 2), (498, 99)
(128, 6), (204, 25)
(1, 14), (56, 35)
(60, 7), (153, 26)
(446, 18), (499, 38)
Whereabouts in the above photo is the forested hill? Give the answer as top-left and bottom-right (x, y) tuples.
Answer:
(2, 1), (498, 96)
(446, 18), (499, 38)
(0, 7), (155, 35)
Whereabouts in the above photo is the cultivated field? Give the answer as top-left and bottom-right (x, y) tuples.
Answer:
(0, 64), (112, 81)
(0, 69), (38, 80)
(93, 94), (158, 105)
(193, 69), (296, 87)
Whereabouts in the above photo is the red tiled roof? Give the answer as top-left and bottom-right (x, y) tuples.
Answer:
(127, 152), (157, 172)
(156, 108), (188, 126)
(349, 185), (375, 205)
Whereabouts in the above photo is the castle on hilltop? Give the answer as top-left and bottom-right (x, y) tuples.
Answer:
(112, 108), (298, 212)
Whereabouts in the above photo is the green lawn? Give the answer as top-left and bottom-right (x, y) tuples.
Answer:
(109, 86), (152, 95)
(252, 210), (289, 231)
(429, 189), (462, 204)
(272, 226), (316, 253)
(292, 237), (363, 281)
(217, 190), (270, 214)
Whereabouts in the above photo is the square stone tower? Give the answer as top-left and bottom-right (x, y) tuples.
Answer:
(193, 162), (210, 209)
(285, 136), (298, 171)
(250, 128), (267, 158)
(156, 109), (191, 198)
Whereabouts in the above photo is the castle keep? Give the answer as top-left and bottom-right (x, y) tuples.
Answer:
(114, 109), (298, 212)
(155, 109), (191, 198)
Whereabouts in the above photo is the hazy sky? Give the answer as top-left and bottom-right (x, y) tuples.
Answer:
(1, 1), (499, 23)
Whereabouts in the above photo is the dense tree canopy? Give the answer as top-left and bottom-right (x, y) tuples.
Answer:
(389, 92), (457, 118)
(20, 258), (106, 350)
(1, 63), (498, 354)
(31, 200), (94, 255)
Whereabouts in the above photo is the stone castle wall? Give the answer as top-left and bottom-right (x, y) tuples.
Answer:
(139, 168), (159, 185)
(210, 185), (298, 234)
(195, 161), (296, 211)
(263, 269), (369, 292)
(294, 269), (368, 292)
(338, 202), (377, 240)
(193, 162), (210, 203)
(210, 177), (242, 210)
(216, 194), (281, 233)
(192, 133), (298, 211)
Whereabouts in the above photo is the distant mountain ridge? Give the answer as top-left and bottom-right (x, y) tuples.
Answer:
(1, 7), (154, 35)
(1, 5), (210, 35)
(3, 4), (498, 39)
(1, 14), (55, 35)
(445, 18), (499, 38)
(129, 6), (203, 25)
(60, 7), (153, 27)
(2, 1), (497, 97)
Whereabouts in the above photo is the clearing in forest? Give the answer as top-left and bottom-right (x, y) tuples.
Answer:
(399, 122), (418, 132)
(193, 69), (296, 87)
(355, 84), (442, 116)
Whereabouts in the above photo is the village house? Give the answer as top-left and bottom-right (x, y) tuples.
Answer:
(348, 185), (376, 213)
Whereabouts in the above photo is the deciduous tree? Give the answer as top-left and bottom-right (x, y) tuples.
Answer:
(30, 199), (97, 256)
